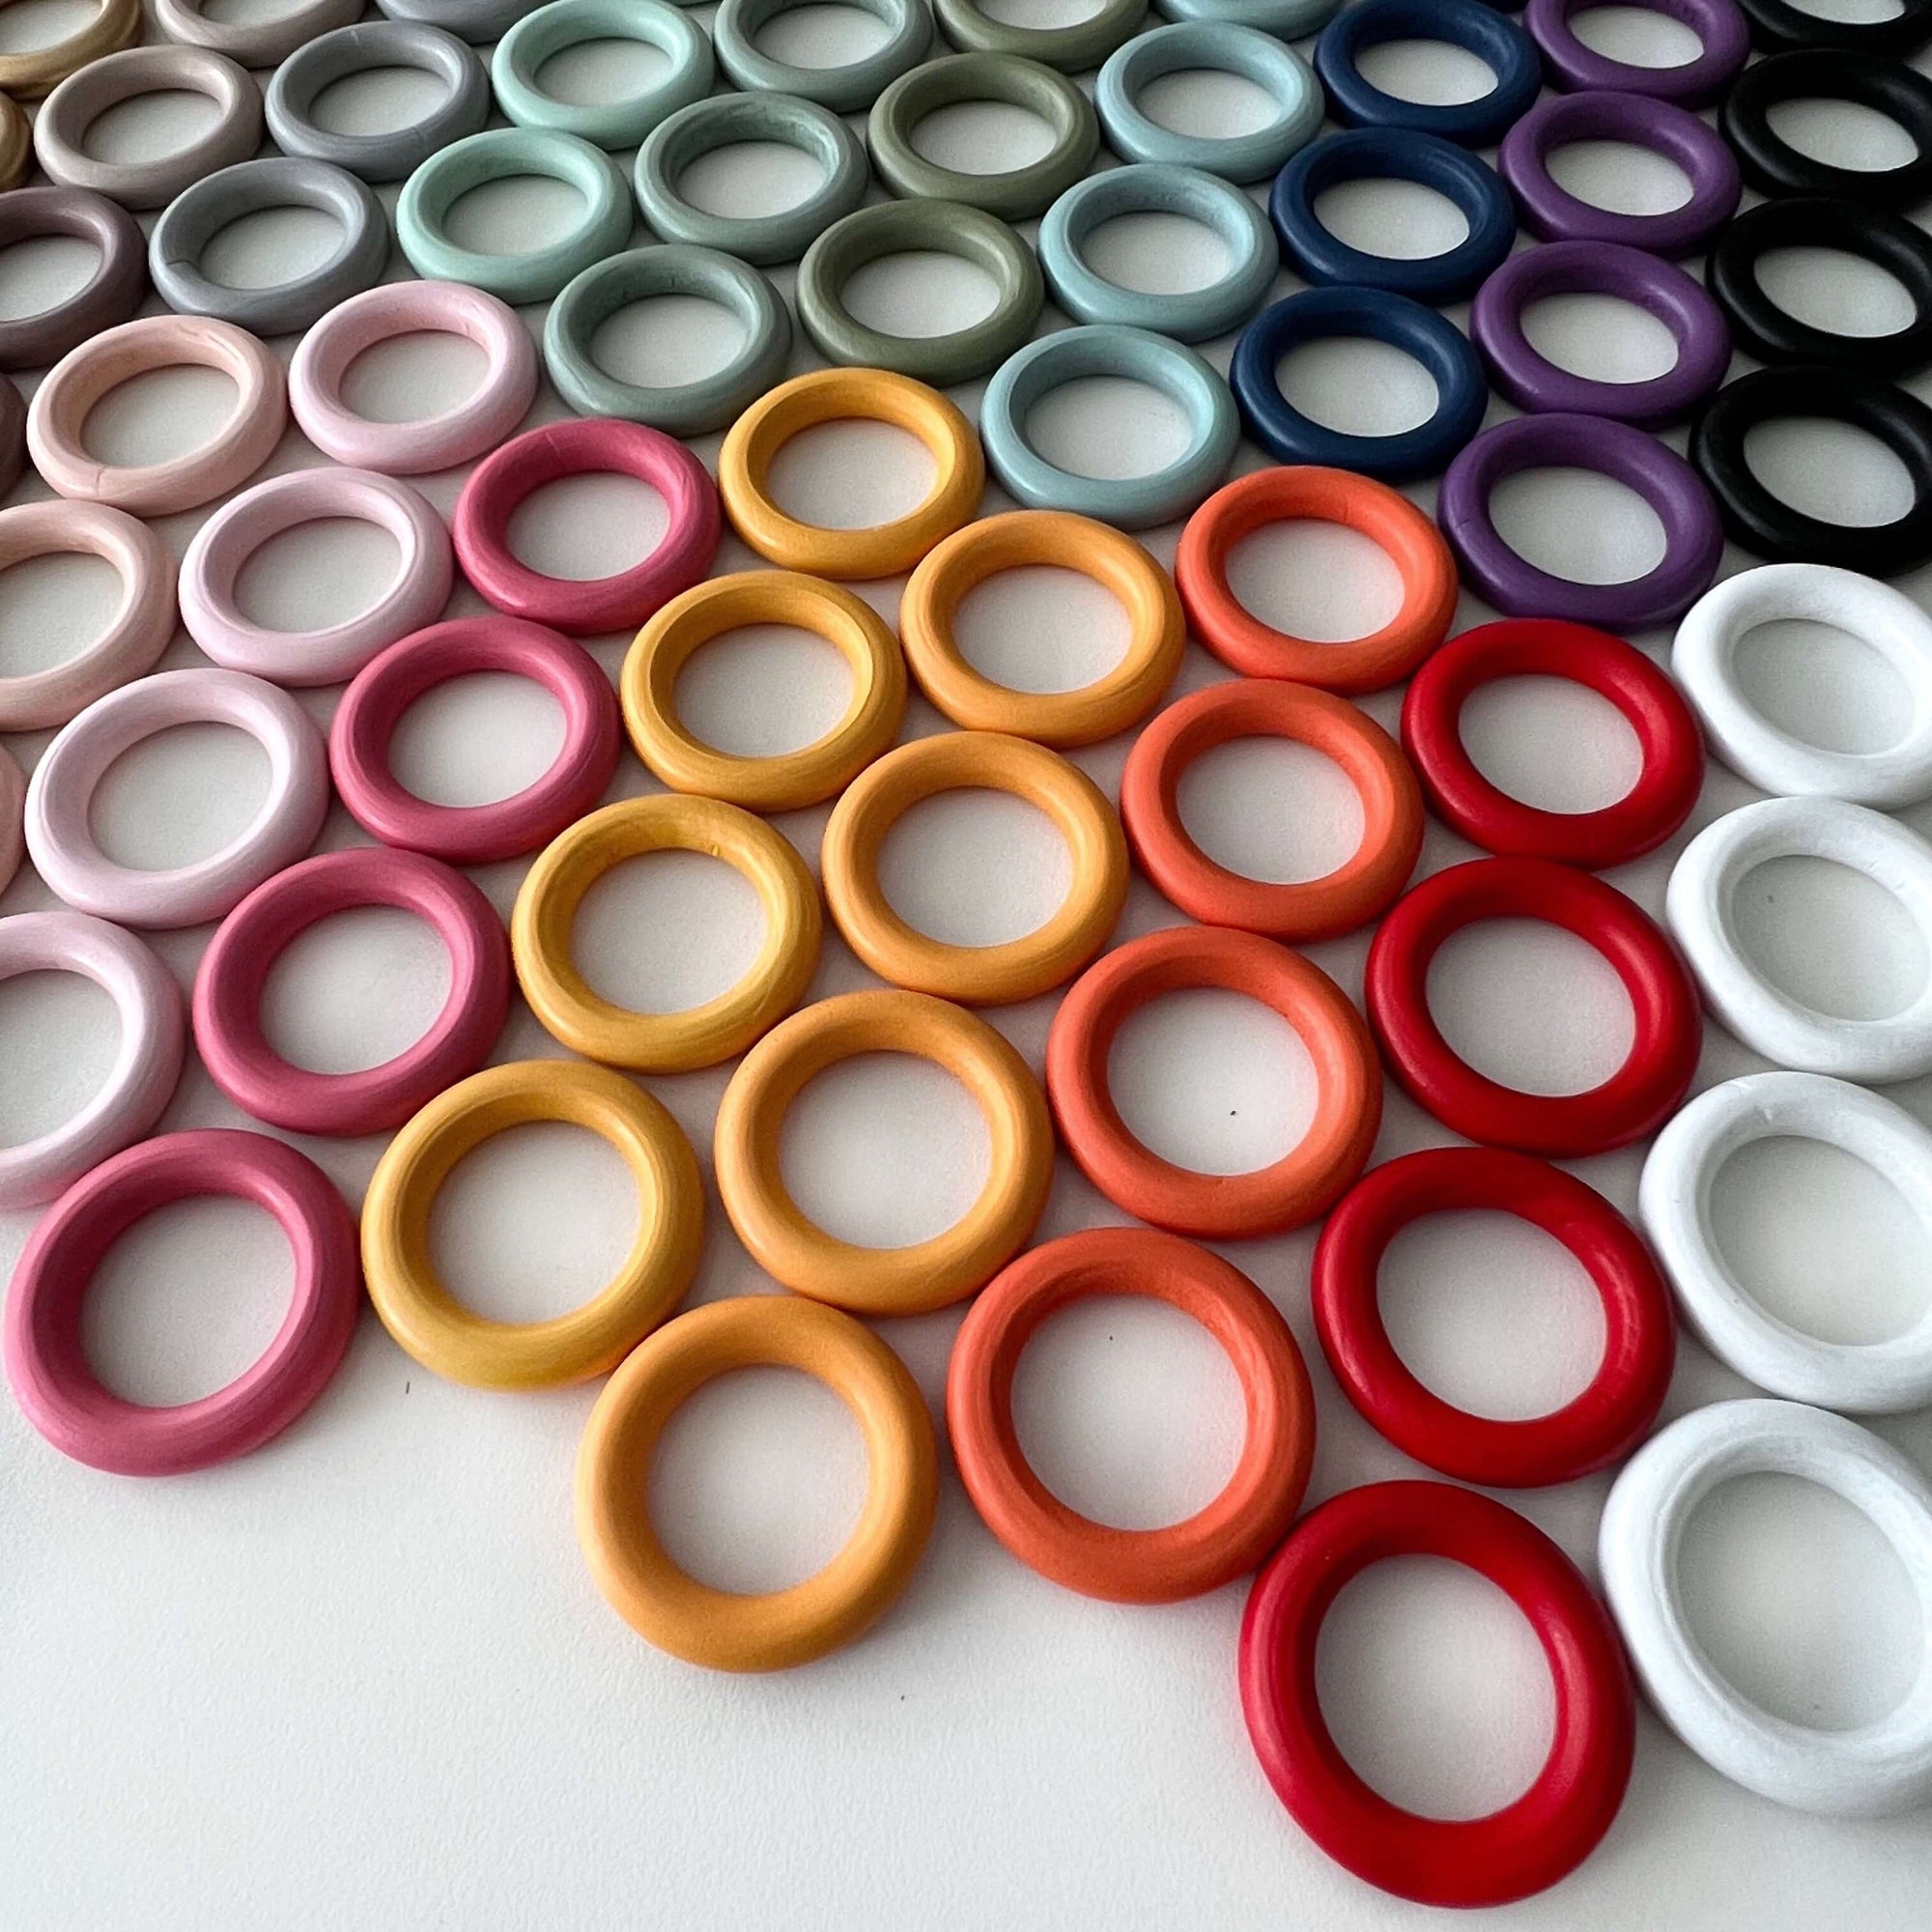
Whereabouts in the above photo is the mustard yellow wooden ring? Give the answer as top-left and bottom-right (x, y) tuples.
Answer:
(898, 509), (1185, 747)
(622, 569), (907, 811)
(0, 0), (140, 99)
(0, 94), (30, 190)
(823, 730), (1128, 1005)
(715, 987), (1053, 1315)
(717, 366), (985, 580)
(512, 795), (822, 1072)
(576, 1293), (938, 1670)
(362, 1058), (704, 1390)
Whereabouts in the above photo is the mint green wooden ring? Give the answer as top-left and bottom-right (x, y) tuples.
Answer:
(935, 0), (1147, 71)
(492, 0), (713, 151)
(715, 0), (934, 112)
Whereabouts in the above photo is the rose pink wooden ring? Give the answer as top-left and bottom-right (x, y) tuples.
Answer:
(1, 742), (26, 895)
(28, 314), (286, 518)
(193, 846), (510, 1138)
(452, 416), (722, 637)
(0, 910), (185, 1209)
(2, 1128), (360, 1476)
(26, 668), (330, 929)
(180, 468), (454, 686)
(330, 614), (621, 865)
(290, 279), (537, 475)
(0, 501), (177, 731)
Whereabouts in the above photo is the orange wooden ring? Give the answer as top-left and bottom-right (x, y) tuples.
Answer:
(947, 1226), (1316, 1604)
(1046, 923), (1381, 1239)
(1176, 466), (1458, 695)
(1121, 678), (1423, 942)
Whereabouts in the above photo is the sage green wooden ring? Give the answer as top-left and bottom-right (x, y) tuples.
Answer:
(636, 92), (870, 266)
(398, 127), (632, 304)
(934, 0), (1147, 71)
(868, 52), (1098, 222)
(492, 0), (713, 151)
(716, 0), (934, 112)
(798, 199), (1042, 386)
(545, 244), (793, 436)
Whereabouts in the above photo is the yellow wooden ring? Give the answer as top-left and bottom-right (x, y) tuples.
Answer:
(362, 1058), (704, 1390)
(576, 1293), (937, 1671)
(0, 94), (30, 189)
(717, 366), (984, 580)
(621, 569), (907, 811)
(715, 987), (1053, 1315)
(512, 795), (822, 1072)
(898, 510), (1185, 747)
(822, 730), (1128, 1005)
(0, 0), (141, 99)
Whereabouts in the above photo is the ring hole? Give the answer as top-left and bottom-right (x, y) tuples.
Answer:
(1731, 854), (1928, 1022)
(1546, 137), (1693, 215)
(82, 364), (241, 470)
(679, 139), (828, 218)
(1710, 1134), (1931, 1345)
(1792, 0), (1908, 18)
(83, 1196), (295, 1406)
(953, 563), (1129, 694)
(235, 514), (403, 635)
(443, 172), (588, 259)
(673, 622), (856, 756)
(429, 1119), (640, 1321)
(592, 292), (747, 389)
(506, 472), (668, 583)
(1733, 615), (1911, 756)
(1458, 674), (1644, 814)
(573, 850), (768, 1016)
(978, 0), (1106, 24)
(1379, 1210), (1608, 1419)
(1566, 4), (1703, 68)
(1275, 337), (1440, 438)
(1079, 211), (1232, 297)
(1011, 1297), (1244, 1530)
(81, 89), (221, 166)
(389, 671), (568, 808)
(839, 250), (1001, 340)
(1224, 520), (1406, 644)
(1520, 292), (1681, 384)
(1024, 376), (1194, 482)
(781, 1052), (991, 1247)
(1751, 247), (1917, 340)
(261, 905), (453, 1077)
(338, 327), (488, 426)
(199, 205), (346, 296)
(0, 234), (101, 321)
(1318, 1557), (1555, 1820)
(1488, 468), (1668, 587)
(1765, 97), (1919, 175)
(0, 551), (122, 681)
(1355, 41), (1499, 106)
(1429, 920), (1636, 1096)
(1108, 987), (1317, 1176)
(0, 969), (121, 1151)
(1678, 1473), (1924, 1731)
(910, 99), (1056, 175)
(534, 37), (670, 106)
(755, 2), (893, 66)
(0, 0), (98, 55)
(1135, 69), (1282, 141)
(877, 788), (1072, 946)
(1315, 179), (1469, 262)
(1743, 417), (1917, 529)
(90, 723), (271, 873)
(1178, 738), (1367, 885)
(765, 418), (938, 528)
(650, 1365), (867, 1594)
(311, 65), (454, 137)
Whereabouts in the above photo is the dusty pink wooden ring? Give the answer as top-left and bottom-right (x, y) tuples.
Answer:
(2, 1129), (360, 1476)
(28, 314), (286, 518)
(25, 668), (330, 929)
(1, 742), (26, 895)
(0, 910), (186, 1209)
(289, 279), (538, 475)
(193, 845), (510, 1137)
(180, 468), (454, 686)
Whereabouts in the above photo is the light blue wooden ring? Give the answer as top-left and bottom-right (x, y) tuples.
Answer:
(492, 0), (713, 150)
(716, 0), (934, 112)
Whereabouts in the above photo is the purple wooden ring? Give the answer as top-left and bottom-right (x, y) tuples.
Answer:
(1525, 0), (1749, 107)
(1498, 91), (1741, 258)
(1471, 242), (1730, 427)
(1439, 412), (1724, 630)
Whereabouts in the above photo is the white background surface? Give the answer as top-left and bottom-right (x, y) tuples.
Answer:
(4, 1), (1932, 1926)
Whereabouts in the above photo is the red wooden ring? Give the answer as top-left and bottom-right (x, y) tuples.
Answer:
(946, 1226), (1316, 1604)
(1401, 618), (1703, 869)
(1311, 1148), (1675, 1487)
(1238, 1479), (1635, 1908)
(1365, 857), (1700, 1157)
(451, 415), (721, 636)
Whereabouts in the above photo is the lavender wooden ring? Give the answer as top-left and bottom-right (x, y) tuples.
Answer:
(1498, 91), (1741, 257)
(155, 0), (362, 66)
(0, 911), (186, 1210)
(25, 669), (330, 930)
(35, 46), (263, 212)
(181, 469), (454, 687)
(1, 745), (23, 896)
(1440, 412), (1723, 630)
(0, 188), (148, 373)
(0, 502), (177, 732)
(1471, 242), (1729, 427)
(1525, 0), (1748, 107)
(0, 376), (23, 498)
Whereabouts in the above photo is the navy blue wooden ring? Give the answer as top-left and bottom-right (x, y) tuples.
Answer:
(1315, 0), (1541, 148)
(1270, 129), (1515, 306)
(1231, 286), (1489, 484)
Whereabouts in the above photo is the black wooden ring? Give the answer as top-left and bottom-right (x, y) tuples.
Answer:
(1719, 49), (1932, 206)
